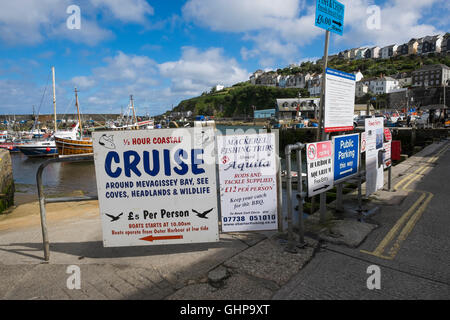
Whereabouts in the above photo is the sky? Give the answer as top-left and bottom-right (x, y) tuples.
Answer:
(0, 0), (448, 116)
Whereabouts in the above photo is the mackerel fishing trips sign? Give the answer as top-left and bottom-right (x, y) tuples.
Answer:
(92, 128), (219, 247)
(217, 133), (278, 232)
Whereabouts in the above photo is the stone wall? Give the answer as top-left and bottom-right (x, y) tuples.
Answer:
(0, 149), (14, 214)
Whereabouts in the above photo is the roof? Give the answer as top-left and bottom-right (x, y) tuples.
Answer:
(413, 64), (450, 72)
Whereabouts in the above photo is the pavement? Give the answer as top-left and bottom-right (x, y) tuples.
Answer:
(274, 138), (450, 300)
(0, 138), (449, 300)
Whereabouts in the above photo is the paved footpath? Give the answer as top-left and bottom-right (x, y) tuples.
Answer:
(274, 140), (450, 300)
(1, 140), (449, 300)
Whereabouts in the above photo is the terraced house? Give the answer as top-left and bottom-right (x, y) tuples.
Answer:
(412, 64), (450, 87)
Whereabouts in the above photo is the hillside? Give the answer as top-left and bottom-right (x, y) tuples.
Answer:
(172, 53), (450, 117)
(173, 83), (309, 118)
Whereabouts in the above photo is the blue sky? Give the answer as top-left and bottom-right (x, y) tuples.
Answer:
(0, 0), (448, 116)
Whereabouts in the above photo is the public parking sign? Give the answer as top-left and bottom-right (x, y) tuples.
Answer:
(333, 133), (360, 183)
(315, 0), (345, 36)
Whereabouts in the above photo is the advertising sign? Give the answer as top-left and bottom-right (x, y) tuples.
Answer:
(361, 132), (367, 153)
(383, 142), (392, 169)
(333, 133), (360, 183)
(315, 0), (345, 36)
(217, 133), (278, 232)
(365, 117), (385, 196)
(324, 68), (356, 133)
(306, 141), (334, 197)
(92, 128), (219, 247)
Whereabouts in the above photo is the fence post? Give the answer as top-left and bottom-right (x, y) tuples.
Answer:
(296, 143), (305, 245)
(285, 145), (296, 253)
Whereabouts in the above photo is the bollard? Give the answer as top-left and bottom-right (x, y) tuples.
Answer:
(284, 143), (306, 252)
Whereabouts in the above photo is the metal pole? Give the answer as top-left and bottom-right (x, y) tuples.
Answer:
(285, 145), (296, 252)
(52, 66), (57, 133)
(387, 166), (391, 191)
(318, 30), (330, 224)
(358, 173), (363, 212)
(36, 164), (50, 261)
(296, 144), (305, 245)
(336, 183), (343, 212)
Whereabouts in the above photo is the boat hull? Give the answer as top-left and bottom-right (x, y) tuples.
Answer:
(55, 137), (93, 157)
(18, 145), (58, 157)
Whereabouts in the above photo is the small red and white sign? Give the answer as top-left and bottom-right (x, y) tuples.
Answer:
(384, 128), (392, 142)
(306, 141), (334, 197)
(361, 132), (367, 153)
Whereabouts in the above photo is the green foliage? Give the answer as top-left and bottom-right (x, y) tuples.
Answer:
(175, 85), (309, 117)
(171, 53), (449, 117)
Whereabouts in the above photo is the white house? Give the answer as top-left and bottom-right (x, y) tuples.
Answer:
(356, 81), (369, 98)
(307, 74), (322, 97)
(286, 74), (306, 88)
(368, 76), (401, 94)
(215, 84), (225, 91)
(356, 48), (369, 60)
(250, 70), (264, 85)
(381, 44), (399, 59)
(353, 71), (364, 82)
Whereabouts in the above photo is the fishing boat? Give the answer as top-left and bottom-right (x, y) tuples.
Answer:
(17, 138), (57, 157)
(55, 88), (93, 157)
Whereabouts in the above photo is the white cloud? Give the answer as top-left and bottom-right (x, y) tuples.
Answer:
(337, 0), (446, 48)
(65, 51), (160, 113)
(91, 0), (154, 24)
(182, 0), (321, 66)
(0, 0), (152, 46)
(183, 0), (448, 65)
(159, 47), (249, 96)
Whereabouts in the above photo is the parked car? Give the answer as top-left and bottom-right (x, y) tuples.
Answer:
(355, 115), (373, 127)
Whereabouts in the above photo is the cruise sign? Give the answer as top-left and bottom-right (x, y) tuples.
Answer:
(92, 128), (219, 247)
(315, 0), (345, 36)
(333, 133), (360, 183)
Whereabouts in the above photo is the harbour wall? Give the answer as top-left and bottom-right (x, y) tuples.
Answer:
(0, 149), (14, 214)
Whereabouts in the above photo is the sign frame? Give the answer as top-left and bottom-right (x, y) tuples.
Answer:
(217, 132), (279, 233)
(306, 140), (334, 197)
(324, 68), (357, 133)
(92, 127), (220, 248)
(332, 133), (360, 183)
(315, 0), (345, 36)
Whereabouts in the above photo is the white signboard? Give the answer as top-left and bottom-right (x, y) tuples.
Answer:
(365, 117), (384, 196)
(92, 128), (219, 247)
(324, 68), (356, 133)
(306, 140), (334, 197)
(218, 133), (278, 232)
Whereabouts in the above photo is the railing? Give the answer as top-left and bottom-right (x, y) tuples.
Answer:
(36, 155), (97, 261)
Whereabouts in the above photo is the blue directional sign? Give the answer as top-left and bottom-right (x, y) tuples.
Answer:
(333, 133), (360, 183)
(315, 0), (345, 36)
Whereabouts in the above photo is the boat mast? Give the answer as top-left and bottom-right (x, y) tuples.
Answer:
(52, 66), (57, 133)
(75, 88), (83, 139)
(130, 95), (137, 129)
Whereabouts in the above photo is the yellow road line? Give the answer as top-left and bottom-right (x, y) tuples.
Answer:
(361, 144), (447, 260)
(388, 192), (434, 258)
(366, 192), (427, 256)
